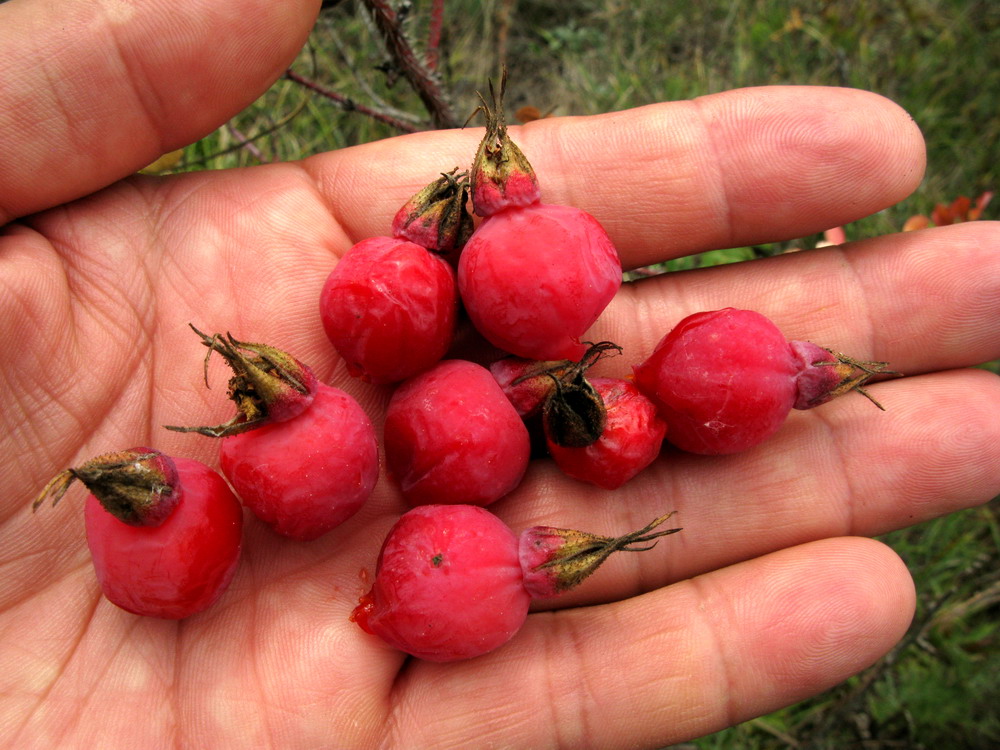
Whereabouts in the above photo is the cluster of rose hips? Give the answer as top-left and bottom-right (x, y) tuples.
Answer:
(32, 74), (896, 661)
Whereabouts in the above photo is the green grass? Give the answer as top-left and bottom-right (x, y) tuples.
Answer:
(163, 1), (999, 746)
(686, 499), (1000, 750)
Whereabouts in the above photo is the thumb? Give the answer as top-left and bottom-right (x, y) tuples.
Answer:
(0, 0), (320, 225)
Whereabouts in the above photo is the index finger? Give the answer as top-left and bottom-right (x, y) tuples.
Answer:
(312, 85), (925, 267)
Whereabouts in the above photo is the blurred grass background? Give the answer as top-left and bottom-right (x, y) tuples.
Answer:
(163, 1), (999, 747)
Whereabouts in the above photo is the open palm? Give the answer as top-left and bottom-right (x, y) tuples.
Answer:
(2, 2), (998, 748)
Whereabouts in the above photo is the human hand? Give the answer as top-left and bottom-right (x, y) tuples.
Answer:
(2, 1), (999, 747)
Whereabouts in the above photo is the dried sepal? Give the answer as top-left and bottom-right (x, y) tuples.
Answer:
(32, 447), (180, 526)
(790, 340), (902, 411)
(391, 168), (474, 260)
(165, 325), (318, 437)
(468, 68), (541, 217)
(519, 512), (681, 598)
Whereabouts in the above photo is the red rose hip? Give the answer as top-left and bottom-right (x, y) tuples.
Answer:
(459, 203), (622, 360)
(220, 382), (379, 540)
(167, 329), (379, 540)
(384, 359), (530, 506)
(33, 448), (242, 619)
(320, 171), (470, 384)
(458, 72), (622, 361)
(546, 377), (667, 489)
(632, 308), (898, 455)
(353, 506), (682, 660)
(320, 236), (458, 385)
(352, 504), (530, 662)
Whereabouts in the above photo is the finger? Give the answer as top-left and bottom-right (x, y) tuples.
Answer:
(311, 85), (925, 267)
(389, 537), (915, 749)
(0, 0), (320, 224)
(590, 221), (1000, 378)
(494, 366), (1000, 611)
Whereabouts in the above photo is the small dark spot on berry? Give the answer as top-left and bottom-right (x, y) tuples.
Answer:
(431, 553), (443, 567)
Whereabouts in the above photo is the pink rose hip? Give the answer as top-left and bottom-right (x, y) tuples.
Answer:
(33, 448), (242, 619)
(352, 504), (530, 662)
(546, 378), (667, 489)
(353, 506), (682, 661)
(320, 171), (470, 384)
(384, 359), (530, 506)
(458, 72), (622, 361)
(219, 382), (378, 540)
(167, 329), (378, 540)
(632, 308), (899, 455)
(319, 236), (457, 385)
(459, 203), (622, 360)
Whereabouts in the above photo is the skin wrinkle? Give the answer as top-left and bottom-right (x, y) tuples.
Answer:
(614, 279), (674, 368)
(100, 3), (171, 159)
(615, 484), (669, 601)
(690, 96), (741, 252)
(808, 405), (863, 538)
(295, 161), (357, 254)
(249, 542), (280, 750)
(638, 457), (689, 593)
(13, 591), (103, 747)
(682, 574), (741, 732)
(170, 619), (183, 750)
(69, 612), (161, 745)
(37, 218), (150, 359)
(827, 243), (883, 362)
(33, 54), (88, 178)
(540, 612), (576, 750)
(379, 658), (413, 750)
(561, 614), (602, 750)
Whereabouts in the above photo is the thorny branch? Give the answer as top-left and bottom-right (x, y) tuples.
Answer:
(285, 69), (420, 133)
(360, 0), (459, 129)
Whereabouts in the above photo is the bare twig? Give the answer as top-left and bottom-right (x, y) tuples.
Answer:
(361, 0), (459, 129)
(284, 69), (420, 133)
(496, 0), (517, 71)
(325, 23), (424, 125)
(179, 100), (308, 170)
(226, 123), (268, 163)
(426, 0), (444, 71)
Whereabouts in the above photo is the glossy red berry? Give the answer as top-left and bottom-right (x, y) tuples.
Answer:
(167, 330), (379, 540)
(633, 308), (898, 455)
(546, 377), (667, 489)
(384, 359), (531, 506)
(319, 236), (458, 384)
(353, 506), (681, 660)
(34, 448), (242, 619)
(352, 504), (530, 662)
